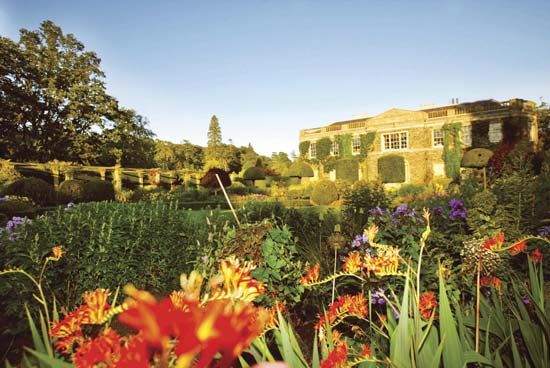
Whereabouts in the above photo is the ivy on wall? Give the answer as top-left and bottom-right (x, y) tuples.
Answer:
(299, 141), (310, 158)
(359, 132), (376, 159)
(335, 134), (352, 158)
(442, 122), (462, 180)
(377, 155), (405, 183)
(315, 137), (332, 162)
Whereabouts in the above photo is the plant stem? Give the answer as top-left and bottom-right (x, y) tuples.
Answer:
(332, 247), (337, 304)
(475, 260), (481, 353)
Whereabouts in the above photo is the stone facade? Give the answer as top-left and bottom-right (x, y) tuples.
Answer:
(299, 98), (538, 185)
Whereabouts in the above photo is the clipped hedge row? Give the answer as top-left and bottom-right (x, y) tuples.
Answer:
(377, 155), (406, 183)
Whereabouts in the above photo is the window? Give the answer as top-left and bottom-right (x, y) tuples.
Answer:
(489, 122), (502, 143)
(462, 126), (472, 147)
(331, 140), (339, 156)
(382, 131), (408, 151)
(352, 136), (361, 154)
(309, 142), (317, 158)
(433, 129), (444, 147)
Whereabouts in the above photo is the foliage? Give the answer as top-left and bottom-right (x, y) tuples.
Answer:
(243, 166), (266, 182)
(342, 180), (390, 237)
(315, 138), (332, 162)
(0, 200), (38, 221)
(200, 168), (231, 190)
(287, 183), (314, 200)
(377, 155), (406, 183)
(466, 190), (513, 239)
(4, 256), (271, 368)
(269, 152), (292, 176)
(336, 134), (353, 158)
(286, 161), (314, 178)
(359, 132), (376, 159)
(311, 180), (338, 206)
(1, 177), (57, 206)
(80, 179), (115, 202)
(471, 120), (491, 148)
(0, 201), (228, 338)
(0, 21), (143, 165)
(99, 108), (156, 167)
(154, 140), (204, 170)
(326, 158), (359, 183)
(57, 180), (86, 203)
(299, 141), (310, 158)
(0, 159), (21, 185)
(442, 122), (462, 180)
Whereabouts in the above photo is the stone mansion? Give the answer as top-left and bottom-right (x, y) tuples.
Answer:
(298, 98), (538, 184)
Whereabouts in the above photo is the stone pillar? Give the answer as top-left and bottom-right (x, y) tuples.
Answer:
(112, 165), (122, 192)
(64, 170), (74, 181)
(99, 169), (106, 181)
(137, 171), (144, 188)
(51, 167), (60, 188)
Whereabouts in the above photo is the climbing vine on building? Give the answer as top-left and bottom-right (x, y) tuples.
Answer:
(358, 132), (376, 159)
(299, 141), (310, 158)
(315, 138), (332, 162)
(336, 134), (353, 158)
(442, 122), (462, 180)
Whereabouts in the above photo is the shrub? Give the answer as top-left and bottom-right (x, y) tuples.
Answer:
(82, 179), (115, 202)
(200, 168), (231, 190)
(243, 166), (266, 182)
(0, 159), (21, 185)
(0, 199), (37, 220)
(377, 155), (406, 183)
(58, 179), (86, 202)
(226, 182), (250, 196)
(285, 161), (314, 178)
(311, 180), (338, 206)
(342, 181), (390, 236)
(0, 177), (57, 206)
(287, 184), (313, 200)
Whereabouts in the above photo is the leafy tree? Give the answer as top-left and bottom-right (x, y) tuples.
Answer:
(241, 143), (259, 171)
(100, 109), (156, 167)
(0, 20), (116, 163)
(176, 140), (204, 170)
(269, 152), (291, 176)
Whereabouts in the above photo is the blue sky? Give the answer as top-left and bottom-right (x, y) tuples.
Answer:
(1, 0), (549, 155)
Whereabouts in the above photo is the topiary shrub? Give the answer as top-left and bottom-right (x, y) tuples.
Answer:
(311, 180), (338, 206)
(0, 177), (57, 206)
(226, 182), (250, 196)
(285, 161), (314, 178)
(377, 155), (406, 183)
(58, 179), (87, 203)
(200, 168), (231, 192)
(0, 159), (21, 185)
(82, 179), (115, 202)
(342, 180), (390, 236)
(243, 166), (266, 186)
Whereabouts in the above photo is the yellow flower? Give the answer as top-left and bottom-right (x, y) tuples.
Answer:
(208, 257), (265, 303)
(179, 270), (204, 300)
(52, 246), (65, 261)
(364, 224), (379, 244)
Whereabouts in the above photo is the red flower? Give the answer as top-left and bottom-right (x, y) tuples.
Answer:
(74, 328), (121, 368)
(530, 249), (543, 263)
(115, 334), (150, 368)
(480, 276), (491, 287)
(360, 344), (372, 359)
(320, 342), (348, 368)
(418, 291), (438, 320)
(483, 232), (505, 251)
(299, 263), (320, 285)
(316, 294), (368, 330)
(492, 277), (502, 290)
(509, 240), (527, 255)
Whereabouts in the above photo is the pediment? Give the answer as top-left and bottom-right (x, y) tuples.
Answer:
(368, 108), (427, 123)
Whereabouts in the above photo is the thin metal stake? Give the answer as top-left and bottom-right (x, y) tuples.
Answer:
(216, 174), (240, 226)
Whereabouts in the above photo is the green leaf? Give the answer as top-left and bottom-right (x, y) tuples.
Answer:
(438, 270), (464, 368)
(24, 348), (74, 368)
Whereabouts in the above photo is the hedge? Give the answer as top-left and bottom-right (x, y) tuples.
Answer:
(377, 155), (406, 183)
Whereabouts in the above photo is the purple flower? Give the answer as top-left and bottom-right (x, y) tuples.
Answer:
(432, 206), (444, 215)
(368, 207), (384, 216)
(449, 198), (464, 208)
(3, 216), (31, 241)
(392, 308), (400, 320)
(521, 297), (530, 305)
(371, 288), (387, 306)
(0, 197), (8, 202)
(352, 234), (369, 248)
(539, 226), (550, 237)
(395, 204), (408, 215)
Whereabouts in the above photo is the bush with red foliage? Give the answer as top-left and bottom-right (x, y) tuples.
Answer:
(200, 168), (231, 190)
